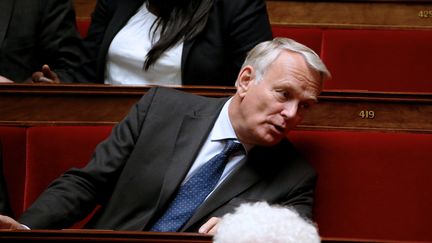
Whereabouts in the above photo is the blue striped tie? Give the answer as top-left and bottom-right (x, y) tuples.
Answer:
(150, 140), (243, 232)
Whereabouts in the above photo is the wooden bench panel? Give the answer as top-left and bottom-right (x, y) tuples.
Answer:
(73, 0), (432, 29)
(0, 84), (431, 133)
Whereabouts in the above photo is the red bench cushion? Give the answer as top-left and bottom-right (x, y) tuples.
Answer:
(272, 25), (323, 56)
(25, 126), (113, 227)
(0, 127), (27, 217)
(5, 124), (432, 241)
(25, 126), (112, 207)
(321, 29), (432, 92)
(289, 130), (432, 242)
(76, 18), (91, 38)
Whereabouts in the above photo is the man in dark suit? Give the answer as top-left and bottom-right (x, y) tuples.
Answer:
(0, 37), (330, 234)
(0, 0), (88, 83)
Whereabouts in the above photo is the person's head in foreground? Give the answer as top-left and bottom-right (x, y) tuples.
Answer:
(213, 202), (320, 243)
(229, 37), (331, 147)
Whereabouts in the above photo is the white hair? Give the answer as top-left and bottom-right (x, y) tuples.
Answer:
(237, 37), (331, 86)
(213, 202), (320, 243)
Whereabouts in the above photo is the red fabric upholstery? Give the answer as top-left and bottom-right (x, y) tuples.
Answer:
(0, 127), (27, 217)
(272, 25), (323, 55)
(76, 18), (91, 38)
(321, 29), (432, 92)
(289, 130), (432, 242)
(3, 125), (432, 241)
(25, 126), (112, 227)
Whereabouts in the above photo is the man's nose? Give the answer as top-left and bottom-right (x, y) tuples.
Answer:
(280, 101), (299, 120)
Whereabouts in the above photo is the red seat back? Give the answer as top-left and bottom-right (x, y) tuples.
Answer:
(25, 126), (113, 227)
(289, 130), (432, 242)
(272, 25), (323, 56)
(321, 29), (432, 92)
(0, 127), (27, 217)
(76, 18), (91, 38)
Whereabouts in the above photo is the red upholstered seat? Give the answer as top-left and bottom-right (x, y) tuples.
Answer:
(272, 25), (323, 55)
(25, 126), (113, 227)
(76, 18), (91, 38)
(0, 127), (27, 217)
(289, 130), (432, 242)
(3, 124), (432, 241)
(321, 29), (432, 92)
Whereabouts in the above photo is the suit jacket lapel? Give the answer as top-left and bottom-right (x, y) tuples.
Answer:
(0, 0), (14, 47)
(150, 97), (229, 223)
(154, 114), (217, 212)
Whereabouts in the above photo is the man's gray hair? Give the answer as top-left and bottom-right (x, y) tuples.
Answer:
(237, 37), (331, 86)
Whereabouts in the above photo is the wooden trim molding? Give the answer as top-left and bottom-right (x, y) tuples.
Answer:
(266, 0), (432, 29)
(0, 230), (423, 243)
(0, 230), (212, 243)
(1, 84), (431, 133)
(72, 0), (432, 29)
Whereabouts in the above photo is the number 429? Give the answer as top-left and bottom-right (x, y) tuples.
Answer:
(418, 10), (432, 18)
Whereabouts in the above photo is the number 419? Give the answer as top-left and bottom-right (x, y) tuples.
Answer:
(359, 110), (375, 119)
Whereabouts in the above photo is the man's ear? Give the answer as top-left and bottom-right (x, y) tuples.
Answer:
(236, 66), (254, 98)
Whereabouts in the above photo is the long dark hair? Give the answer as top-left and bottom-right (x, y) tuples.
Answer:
(144, 0), (213, 70)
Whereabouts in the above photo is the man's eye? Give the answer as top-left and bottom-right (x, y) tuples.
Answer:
(299, 102), (311, 110)
(277, 90), (290, 100)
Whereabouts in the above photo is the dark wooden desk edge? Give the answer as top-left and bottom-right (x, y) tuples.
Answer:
(0, 230), (212, 242)
(1, 83), (431, 101)
(0, 230), (427, 243)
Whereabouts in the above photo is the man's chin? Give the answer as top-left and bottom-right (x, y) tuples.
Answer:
(257, 135), (283, 147)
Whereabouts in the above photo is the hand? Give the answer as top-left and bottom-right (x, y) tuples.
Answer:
(32, 64), (60, 83)
(0, 76), (14, 83)
(198, 217), (221, 235)
(0, 215), (27, 230)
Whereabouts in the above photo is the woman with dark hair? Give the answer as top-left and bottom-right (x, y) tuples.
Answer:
(34, 0), (273, 86)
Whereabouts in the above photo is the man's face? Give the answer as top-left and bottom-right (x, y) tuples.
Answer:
(232, 51), (321, 147)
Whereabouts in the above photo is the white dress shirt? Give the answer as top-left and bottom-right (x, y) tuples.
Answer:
(183, 98), (251, 197)
(105, 3), (183, 85)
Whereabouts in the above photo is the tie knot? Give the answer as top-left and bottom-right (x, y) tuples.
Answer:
(222, 140), (243, 157)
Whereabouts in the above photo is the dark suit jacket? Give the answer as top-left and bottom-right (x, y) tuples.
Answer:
(0, 0), (88, 82)
(19, 87), (316, 231)
(78, 0), (272, 85)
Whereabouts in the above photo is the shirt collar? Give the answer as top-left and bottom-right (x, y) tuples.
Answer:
(211, 98), (253, 152)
